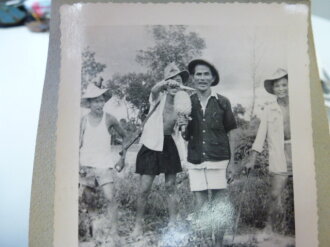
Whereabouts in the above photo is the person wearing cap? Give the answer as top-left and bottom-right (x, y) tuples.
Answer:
(178, 59), (237, 247)
(245, 68), (291, 239)
(132, 62), (189, 236)
(79, 82), (127, 242)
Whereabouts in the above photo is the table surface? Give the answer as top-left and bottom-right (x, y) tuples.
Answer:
(0, 26), (48, 247)
(0, 3), (329, 247)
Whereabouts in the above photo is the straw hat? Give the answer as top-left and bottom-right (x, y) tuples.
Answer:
(264, 68), (288, 94)
(188, 59), (220, 86)
(81, 83), (112, 108)
(164, 62), (189, 84)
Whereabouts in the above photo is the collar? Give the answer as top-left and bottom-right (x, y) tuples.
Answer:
(196, 88), (219, 100)
(210, 88), (219, 99)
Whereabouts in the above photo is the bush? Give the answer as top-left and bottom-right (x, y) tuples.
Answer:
(79, 125), (295, 244)
(231, 126), (295, 236)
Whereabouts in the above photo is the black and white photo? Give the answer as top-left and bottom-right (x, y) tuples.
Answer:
(77, 24), (296, 246)
(54, 2), (318, 246)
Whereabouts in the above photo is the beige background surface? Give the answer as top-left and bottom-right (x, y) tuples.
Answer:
(29, 1), (330, 247)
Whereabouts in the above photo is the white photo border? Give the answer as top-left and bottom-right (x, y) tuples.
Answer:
(56, 2), (316, 246)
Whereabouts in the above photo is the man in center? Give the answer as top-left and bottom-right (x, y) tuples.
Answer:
(179, 59), (237, 247)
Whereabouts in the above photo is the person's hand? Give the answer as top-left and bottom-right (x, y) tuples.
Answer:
(243, 151), (257, 174)
(115, 156), (125, 172)
(166, 79), (181, 89)
(177, 113), (189, 128)
(160, 80), (169, 89)
(155, 80), (169, 91)
(115, 150), (126, 172)
(226, 160), (236, 184)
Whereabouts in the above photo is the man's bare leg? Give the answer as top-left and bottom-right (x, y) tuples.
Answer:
(211, 189), (227, 247)
(102, 183), (118, 235)
(193, 191), (209, 241)
(194, 190), (208, 210)
(165, 174), (177, 226)
(132, 174), (155, 236)
(265, 174), (288, 236)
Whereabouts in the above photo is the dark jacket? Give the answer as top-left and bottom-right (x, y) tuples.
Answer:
(184, 93), (237, 164)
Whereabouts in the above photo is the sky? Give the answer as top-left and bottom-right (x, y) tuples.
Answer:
(84, 25), (287, 119)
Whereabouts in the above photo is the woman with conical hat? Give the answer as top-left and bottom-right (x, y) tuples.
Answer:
(245, 68), (293, 241)
(79, 82), (127, 243)
(132, 62), (189, 236)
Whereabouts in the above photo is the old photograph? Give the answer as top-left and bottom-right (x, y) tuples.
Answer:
(78, 24), (295, 247)
(56, 2), (317, 247)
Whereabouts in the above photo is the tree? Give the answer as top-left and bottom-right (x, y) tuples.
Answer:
(232, 104), (249, 129)
(109, 25), (206, 121)
(106, 72), (154, 121)
(136, 25), (206, 81)
(81, 47), (106, 93)
(248, 30), (264, 119)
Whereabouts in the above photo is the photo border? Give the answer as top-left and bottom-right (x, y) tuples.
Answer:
(29, 1), (330, 247)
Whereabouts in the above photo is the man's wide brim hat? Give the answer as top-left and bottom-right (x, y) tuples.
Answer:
(164, 62), (189, 84)
(187, 59), (220, 86)
(264, 68), (288, 94)
(81, 83), (112, 108)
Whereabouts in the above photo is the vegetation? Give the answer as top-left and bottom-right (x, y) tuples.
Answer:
(79, 26), (294, 246)
(79, 104), (295, 246)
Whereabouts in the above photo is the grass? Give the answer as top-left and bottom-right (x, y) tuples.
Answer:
(79, 140), (295, 246)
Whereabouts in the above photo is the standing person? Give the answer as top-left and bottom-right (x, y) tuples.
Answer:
(79, 82), (127, 243)
(245, 68), (292, 240)
(179, 59), (237, 247)
(131, 63), (189, 236)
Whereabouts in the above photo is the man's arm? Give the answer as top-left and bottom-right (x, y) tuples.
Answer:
(111, 119), (127, 141)
(150, 80), (168, 101)
(219, 96), (238, 181)
(245, 108), (268, 171)
(106, 114), (127, 145)
(226, 128), (237, 182)
(150, 79), (181, 101)
(228, 129), (237, 163)
(106, 114), (128, 172)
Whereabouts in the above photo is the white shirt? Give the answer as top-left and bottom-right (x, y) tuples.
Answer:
(252, 101), (288, 173)
(139, 92), (186, 161)
(80, 113), (116, 169)
(199, 89), (219, 114)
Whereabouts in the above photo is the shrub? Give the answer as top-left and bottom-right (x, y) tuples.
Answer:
(79, 125), (295, 244)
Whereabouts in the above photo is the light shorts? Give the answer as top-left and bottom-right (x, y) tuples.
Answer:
(187, 160), (229, 191)
(270, 142), (293, 177)
(79, 166), (114, 187)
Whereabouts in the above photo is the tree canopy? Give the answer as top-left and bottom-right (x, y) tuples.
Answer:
(136, 25), (206, 81)
(81, 47), (106, 93)
(82, 26), (206, 122)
